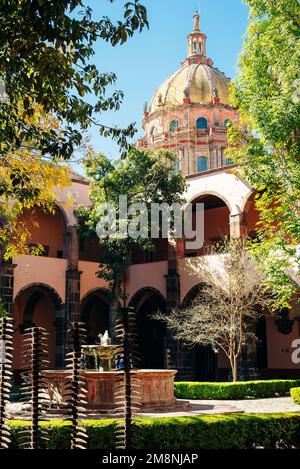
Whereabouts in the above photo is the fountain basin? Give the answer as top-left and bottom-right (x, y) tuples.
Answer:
(42, 369), (181, 413)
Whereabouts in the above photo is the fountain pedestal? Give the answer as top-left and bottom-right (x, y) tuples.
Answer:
(42, 369), (183, 413)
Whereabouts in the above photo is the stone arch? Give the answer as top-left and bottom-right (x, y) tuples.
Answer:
(187, 190), (236, 215)
(129, 288), (167, 369)
(17, 203), (68, 259)
(240, 190), (257, 215)
(181, 282), (217, 380)
(128, 287), (166, 311)
(181, 282), (206, 307)
(240, 191), (261, 239)
(185, 192), (232, 256)
(13, 283), (65, 370)
(14, 282), (63, 310)
(80, 288), (110, 344)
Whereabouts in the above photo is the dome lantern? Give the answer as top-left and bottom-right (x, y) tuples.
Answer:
(185, 10), (207, 64)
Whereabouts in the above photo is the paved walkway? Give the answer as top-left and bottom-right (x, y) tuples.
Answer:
(141, 397), (300, 418)
(6, 397), (300, 420)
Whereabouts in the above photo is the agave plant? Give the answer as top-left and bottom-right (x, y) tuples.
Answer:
(20, 327), (50, 449)
(64, 322), (88, 449)
(113, 307), (142, 449)
(0, 317), (13, 449)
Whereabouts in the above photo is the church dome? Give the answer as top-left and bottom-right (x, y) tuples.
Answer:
(148, 11), (231, 115)
(149, 63), (231, 114)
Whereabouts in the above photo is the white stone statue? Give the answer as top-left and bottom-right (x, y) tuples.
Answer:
(98, 330), (112, 346)
(193, 11), (200, 31)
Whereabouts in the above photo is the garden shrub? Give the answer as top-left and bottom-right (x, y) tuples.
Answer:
(291, 388), (300, 405)
(7, 414), (300, 449)
(174, 380), (300, 400)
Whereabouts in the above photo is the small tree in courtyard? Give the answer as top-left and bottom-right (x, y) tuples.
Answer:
(75, 148), (186, 339)
(156, 238), (273, 382)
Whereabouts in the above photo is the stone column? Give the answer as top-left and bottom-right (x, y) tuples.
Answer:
(58, 225), (82, 365)
(0, 261), (16, 316)
(65, 269), (81, 323)
(229, 213), (242, 239)
(64, 225), (81, 323)
(164, 239), (195, 379)
(55, 304), (68, 368)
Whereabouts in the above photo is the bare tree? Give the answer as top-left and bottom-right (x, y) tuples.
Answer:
(156, 238), (273, 382)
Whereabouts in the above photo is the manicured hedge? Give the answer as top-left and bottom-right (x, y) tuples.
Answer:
(291, 388), (300, 405)
(174, 380), (300, 400)
(7, 414), (300, 449)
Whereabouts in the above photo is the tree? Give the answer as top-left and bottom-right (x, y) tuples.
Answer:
(75, 148), (186, 339)
(0, 0), (148, 189)
(0, 103), (70, 260)
(227, 0), (300, 307)
(0, 1), (149, 257)
(155, 239), (272, 382)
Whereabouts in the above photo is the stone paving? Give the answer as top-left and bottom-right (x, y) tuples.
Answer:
(6, 397), (300, 420)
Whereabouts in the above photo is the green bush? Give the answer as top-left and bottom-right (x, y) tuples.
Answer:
(7, 414), (300, 449)
(291, 388), (300, 405)
(174, 380), (300, 400)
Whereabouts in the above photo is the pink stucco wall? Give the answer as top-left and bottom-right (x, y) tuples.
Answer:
(18, 207), (65, 258)
(79, 260), (108, 300)
(79, 260), (168, 304)
(13, 255), (67, 300)
(126, 261), (168, 303)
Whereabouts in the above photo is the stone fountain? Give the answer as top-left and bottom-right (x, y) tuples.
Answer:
(81, 331), (123, 372)
(42, 331), (187, 414)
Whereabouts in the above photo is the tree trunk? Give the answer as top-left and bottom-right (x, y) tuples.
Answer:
(232, 356), (238, 382)
(109, 278), (122, 342)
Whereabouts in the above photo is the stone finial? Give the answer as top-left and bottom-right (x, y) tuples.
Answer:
(193, 10), (200, 31)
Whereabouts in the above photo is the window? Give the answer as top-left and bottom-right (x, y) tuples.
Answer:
(224, 119), (232, 128)
(169, 120), (179, 132)
(173, 158), (181, 174)
(225, 158), (233, 166)
(196, 117), (208, 129)
(196, 156), (208, 173)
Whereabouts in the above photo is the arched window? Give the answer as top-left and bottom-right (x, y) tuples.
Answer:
(224, 119), (232, 128)
(196, 117), (208, 129)
(196, 156), (208, 173)
(173, 158), (181, 174)
(169, 120), (179, 132)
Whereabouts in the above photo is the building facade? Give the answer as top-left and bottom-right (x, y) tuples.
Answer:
(3, 12), (300, 381)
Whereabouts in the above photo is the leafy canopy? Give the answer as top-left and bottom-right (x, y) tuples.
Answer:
(0, 104), (70, 260)
(76, 148), (186, 292)
(227, 0), (300, 307)
(0, 0), (148, 159)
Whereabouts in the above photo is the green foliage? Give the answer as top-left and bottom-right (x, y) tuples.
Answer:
(174, 380), (300, 400)
(291, 387), (300, 405)
(75, 148), (186, 307)
(0, 1), (148, 160)
(227, 0), (300, 307)
(7, 414), (300, 449)
(0, 303), (8, 318)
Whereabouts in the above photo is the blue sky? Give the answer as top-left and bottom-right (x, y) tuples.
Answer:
(81, 0), (249, 162)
